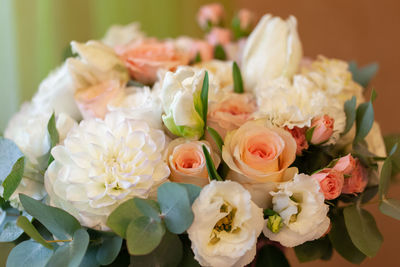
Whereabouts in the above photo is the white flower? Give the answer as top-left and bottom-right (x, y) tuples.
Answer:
(160, 67), (207, 139)
(102, 22), (145, 47)
(4, 102), (77, 209)
(187, 181), (264, 267)
(44, 111), (170, 230)
(242, 14), (303, 90)
(263, 174), (330, 247)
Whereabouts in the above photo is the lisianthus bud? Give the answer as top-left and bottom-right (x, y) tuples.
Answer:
(309, 115), (334, 144)
(267, 214), (283, 233)
(206, 27), (232, 46)
(197, 3), (225, 31)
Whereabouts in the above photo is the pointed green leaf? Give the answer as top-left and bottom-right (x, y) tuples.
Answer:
(354, 101), (374, 143)
(200, 71), (209, 125)
(2, 157), (25, 200)
(157, 183), (193, 234)
(348, 61), (379, 88)
(256, 244), (290, 267)
(378, 157), (392, 200)
(202, 145), (222, 181)
(46, 228), (89, 267)
(232, 62), (244, 93)
(214, 45), (226, 60)
(343, 96), (357, 134)
(16, 216), (53, 249)
(207, 126), (224, 152)
(305, 127), (315, 143)
(370, 88), (378, 102)
(96, 235), (123, 265)
(19, 194), (81, 240)
(343, 205), (383, 257)
(106, 199), (142, 237)
(6, 240), (53, 267)
(47, 113), (59, 165)
(126, 216), (165, 255)
(194, 52), (202, 63)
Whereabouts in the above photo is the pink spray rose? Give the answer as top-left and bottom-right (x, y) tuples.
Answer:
(116, 39), (190, 85)
(285, 126), (309, 155)
(206, 27), (232, 46)
(342, 160), (368, 194)
(333, 154), (356, 175)
(237, 9), (255, 30)
(312, 168), (344, 200)
(197, 3), (224, 30)
(309, 115), (334, 145)
(74, 80), (125, 120)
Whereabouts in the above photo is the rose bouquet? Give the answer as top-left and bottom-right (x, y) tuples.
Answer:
(1, 3), (399, 267)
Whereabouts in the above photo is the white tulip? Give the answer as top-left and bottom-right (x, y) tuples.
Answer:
(242, 14), (303, 90)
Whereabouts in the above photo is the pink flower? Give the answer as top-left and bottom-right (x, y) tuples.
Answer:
(238, 9), (255, 30)
(164, 138), (220, 187)
(74, 80), (125, 120)
(342, 160), (368, 194)
(197, 3), (224, 30)
(206, 27), (232, 46)
(284, 126), (309, 155)
(207, 93), (257, 139)
(333, 154), (356, 175)
(116, 39), (190, 84)
(310, 115), (334, 144)
(312, 168), (344, 200)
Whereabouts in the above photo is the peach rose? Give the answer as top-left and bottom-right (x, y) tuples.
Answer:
(310, 115), (334, 144)
(342, 160), (368, 194)
(312, 168), (344, 200)
(116, 39), (190, 85)
(207, 93), (257, 139)
(197, 3), (224, 30)
(333, 154), (356, 175)
(74, 80), (125, 120)
(164, 138), (220, 187)
(284, 126), (309, 156)
(206, 27), (232, 46)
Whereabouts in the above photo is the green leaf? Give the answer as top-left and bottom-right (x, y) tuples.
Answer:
(179, 235), (200, 267)
(343, 205), (383, 257)
(0, 208), (30, 242)
(232, 62), (244, 93)
(2, 157), (25, 200)
(19, 194), (81, 240)
(194, 52), (202, 63)
(80, 245), (100, 267)
(178, 183), (202, 205)
(305, 127), (315, 143)
(379, 198), (400, 220)
(329, 209), (366, 264)
(255, 244), (290, 267)
(207, 127), (224, 152)
(46, 228), (89, 267)
(130, 231), (183, 267)
(361, 185), (379, 204)
(370, 88), (378, 102)
(16, 216), (53, 249)
(202, 145), (223, 181)
(157, 183), (194, 234)
(47, 112), (60, 165)
(96, 235), (123, 265)
(214, 44), (226, 60)
(384, 134), (400, 176)
(6, 240), (53, 267)
(263, 208), (278, 217)
(200, 71), (209, 126)
(343, 96), (357, 134)
(378, 157), (392, 200)
(106, 199), (142, 237)
(0, 137), (24, 183)
(294, 236), (332, 262)
(348, 61), (379, 88)
(126, 216), (165, 255)
(354, 101), (374, 143)
(133, 198), (161, 222)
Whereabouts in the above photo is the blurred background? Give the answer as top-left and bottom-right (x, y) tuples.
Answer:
(0, 0), (399, 266)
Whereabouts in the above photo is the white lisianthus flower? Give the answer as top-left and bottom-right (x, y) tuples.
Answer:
(187, 181), (264, 267)
(44, 111), (170, 230)
(263, 174), (330, 247)
(4, 102), (77, 209)
(242, 14), (303, 90)
(160, 67), (208, 139)
(102, 22), (145, 47)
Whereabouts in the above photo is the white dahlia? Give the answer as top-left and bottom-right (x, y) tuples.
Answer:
(44, 111), (170, 230)
(263, 173), (330, 247)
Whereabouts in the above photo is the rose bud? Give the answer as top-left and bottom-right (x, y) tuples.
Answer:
(232, 9), (256, 39)
(206, 27), (232, 46)
(285, 126), (309, 155)
(197, 3), (225, 31)
(342, 160), (368, 194)
(333, 154), (356, 175)
(309, 115), (334, 145)
(312, 168), (344, 200)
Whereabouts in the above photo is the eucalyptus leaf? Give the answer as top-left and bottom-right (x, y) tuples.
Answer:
(126, 216), (165, 255)
(207, 126), (224, 152)
(379, 198), (400, 220)
(46, 228), (89, 267)
(106, 199), (142, 237)
(0, 208), (30, 242)
(361, 185), (379, 204)
(96, 235), (123, 265)
(232, 62), (244, 93)
(214, 45), (226, 60)
(354, 101), (374, 143)
(6, 240), (53, 267)
(294, 236), (332, 262)
(378, 157), (392, 200)
(348, 61), (379, 88)
(133, 198), (161, 222)
(202, 145), (223, 181)
(19, 194), (81, 240)
(2, 157), (25, 200)
(384, 134), (400, 176)
(343, 96), (357, 134)
(255, 245), (290, 267)
(0, 138), (24, 183)
(178, 183), (202, 205)
(16, 216), (53, 249)
(79, 245), (101, 267)
(157, 183), (194, 234)
(343, 205), (383, 257)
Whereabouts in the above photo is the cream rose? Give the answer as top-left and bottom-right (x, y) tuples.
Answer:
(164, 138), (220, 187)
(187, 180), (264, 267)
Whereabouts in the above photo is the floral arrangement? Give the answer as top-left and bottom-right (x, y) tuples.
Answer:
(1, 3), (399, 267)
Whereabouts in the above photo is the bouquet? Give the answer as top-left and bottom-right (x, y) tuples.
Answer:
(1, 3), (399, 267)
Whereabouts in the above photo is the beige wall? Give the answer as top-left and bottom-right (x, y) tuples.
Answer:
(235, 0), (400, 266)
